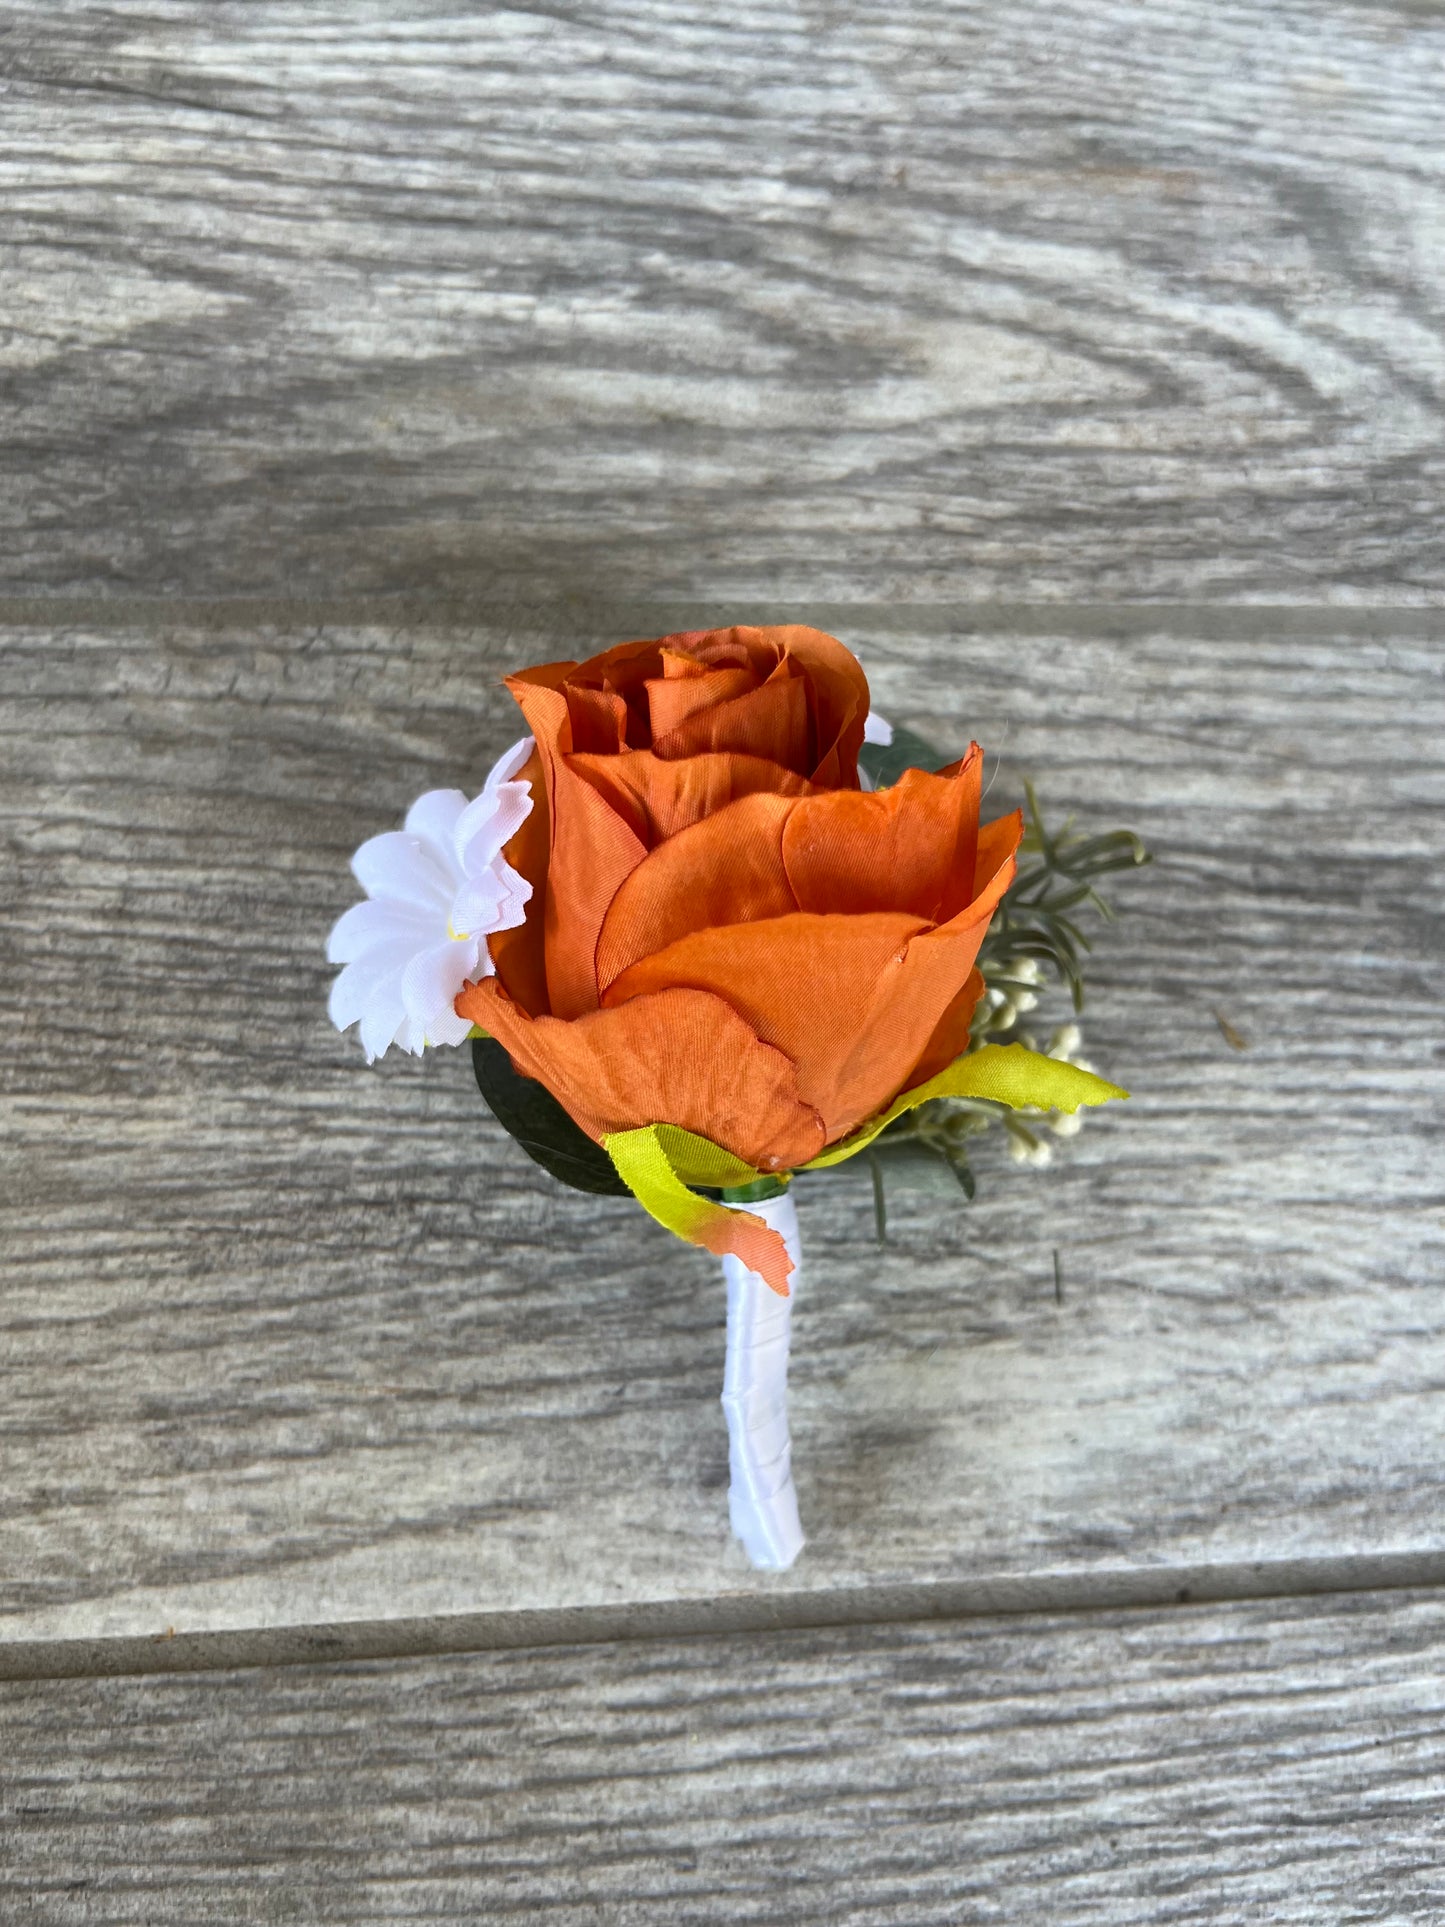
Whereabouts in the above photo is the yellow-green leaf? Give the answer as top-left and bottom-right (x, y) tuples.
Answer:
(804, 1043), (1129, 1170)
(602, 1125), (793, 1294)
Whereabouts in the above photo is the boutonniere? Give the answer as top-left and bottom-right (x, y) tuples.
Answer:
(329, 625), (1146, 1568)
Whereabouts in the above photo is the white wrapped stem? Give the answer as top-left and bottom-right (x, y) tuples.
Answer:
(720, 1192), (804, 1571)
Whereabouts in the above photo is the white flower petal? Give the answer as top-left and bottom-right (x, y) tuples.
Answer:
(392, 1013), (429, 1055)
(400, 937), (482, 1038)
(404, 788), (470, 853)
(328, 937), (423, 1033)
(453, 800), (502, 872)
(863, 710), (893, 746)
(352, 830), (455, 910)
(454, 781), (531, 874)
(428, 1001), (478, 1048)
(331, 746), (540, 1064)
(451, 737), (536, 870)
(358, 970), (411, 1063)
(327, 896), (434, 965)
(449, 876), (504, 937)
(450, 857), (532, 937)
(485, 735), (535, 789)
(493, 858), (533, 926)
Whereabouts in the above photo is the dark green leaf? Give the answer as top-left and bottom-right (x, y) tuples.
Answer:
(721, 1175), (789, 1204)
(946, 1146), (976, 1201)
(471, 1036), (631, 1196)
(867, 1149), (888, 1246)
(867, 1136), (972, 1197)
(858, 723), (948, 789)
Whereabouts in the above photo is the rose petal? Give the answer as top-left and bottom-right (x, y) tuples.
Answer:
(565, 683), (632, 753)
(901, 967), (986, 1089)
(820, 816), (1022, 1127)
(601, 910), (931, 1143)
(566, 748), (814, 846)
(594, 791), (799, 993)
(780, 753), (982, 923)
(734, 625), (869, 786)
(650, 665), (809, 768)
(505, 672), (647, 1018)
(644, 664), (757, 738)
(458, 980), (826, 1173)
(973, 806), (1022, 896)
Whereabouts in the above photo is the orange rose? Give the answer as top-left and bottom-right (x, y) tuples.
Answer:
(456, 625), (1023, 1181)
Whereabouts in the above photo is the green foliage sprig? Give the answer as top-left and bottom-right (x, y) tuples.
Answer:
(975, 779), (1149, 1016)
(858, 736), (1149, 1238)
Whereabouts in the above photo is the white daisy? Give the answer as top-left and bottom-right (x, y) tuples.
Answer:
(327, 737), (535, 1063)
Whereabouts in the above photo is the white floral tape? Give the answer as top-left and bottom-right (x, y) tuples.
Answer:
(720, 1192), (804, 1571)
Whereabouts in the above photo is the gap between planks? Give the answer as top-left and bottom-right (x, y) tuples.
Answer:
(1, 597), (1443, 637)
(8, 1549), (1445, 1685)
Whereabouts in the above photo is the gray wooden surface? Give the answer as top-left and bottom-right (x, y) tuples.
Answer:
(4, 609), (1442, 1642)
(3, 0), (1445, 603)
(4, 0), (1445, 1915)
(7, 1590), (1445, 1923)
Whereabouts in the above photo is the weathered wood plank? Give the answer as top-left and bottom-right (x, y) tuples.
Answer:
(7, 1589), (1445, 1922)
(3, 1), (1445, 600)
(2, 609), (1441, 1639)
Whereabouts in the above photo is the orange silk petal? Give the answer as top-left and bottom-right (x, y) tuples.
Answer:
(974, 807), (1023, 896)
(976, 808), (1025, 893)
(659, 646), (712, 677)
(901, 968), (985, 1089)
(458, 978), (827, 1173)
(651, 664), (809, 768)
(818, 817), (1023, 1132)
(564, 683), (631, 753)
(644, 664), (757, 738)
(601, 910), (932, 1143)
(670, 625), (868, 783)
(566, 748), (814, 847)
(504, 672), (646, 1018)
(485, 744), (551, 1016)
(780, 751), (982, 921)
(757, 624), (870, 786)
(594, 791), (799, 993)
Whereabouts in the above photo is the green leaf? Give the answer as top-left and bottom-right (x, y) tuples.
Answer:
(946, 1146), (977, 1201)
(858, 724), (948, 789)
(720, 1175), (790, 1204)
(471, 1036), (632, 1197)
(805, 1043), (1128, 1170)
(601, 1124), (794, 1293)
(867, 1148), (888, 1245)
(868, 1136), (978, 1201)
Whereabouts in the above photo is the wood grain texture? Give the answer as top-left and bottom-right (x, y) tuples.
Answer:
(3, 1), (1445, 601)
(7, 1589), (1445, 1923)
(3, 608), (1441, 1641)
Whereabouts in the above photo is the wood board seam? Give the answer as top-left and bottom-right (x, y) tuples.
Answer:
(7, 1550), (1445, 1684)
(1, 599), (1444, 636)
